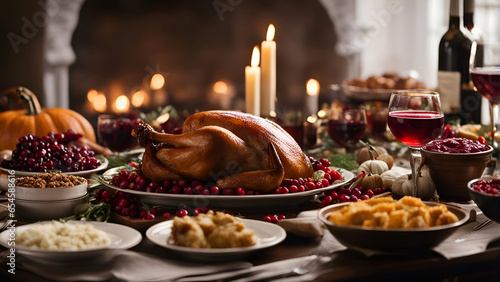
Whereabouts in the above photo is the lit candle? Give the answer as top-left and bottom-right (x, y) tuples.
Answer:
(260, 24), (276, 117)
(245, 46), (261, 116)
(305, 78), (320, 117)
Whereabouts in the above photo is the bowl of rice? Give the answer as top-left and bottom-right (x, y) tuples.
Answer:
(15, 172), (88, 201)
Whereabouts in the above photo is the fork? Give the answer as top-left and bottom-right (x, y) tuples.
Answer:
(293, 242), (332, 275)
(454, 219), (493, 243)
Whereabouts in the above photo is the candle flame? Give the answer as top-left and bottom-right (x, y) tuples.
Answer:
(306, 79), (320, 96)
(93, 93), (107, 112)
(150, 74), (165, 90)
(307, 115), (318, 123)
(266, 24), (275, 41)
(251, 46), (260, 67)
(115, 95), (130, 112)
(317, 109), (327, 119)
(87, 89), (98, 103)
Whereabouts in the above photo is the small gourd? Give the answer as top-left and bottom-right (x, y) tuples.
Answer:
(380, 170), (400, 189)
(392, 171), (435, 200)
(355, 144), (388, 165)
(359, 173), (383, 190)
(377, 154), (394, 169)
(357, 159), (389, 175)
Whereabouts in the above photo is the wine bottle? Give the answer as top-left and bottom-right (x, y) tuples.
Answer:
(463, 0), (486, 124)
(438, 0), (478, 125)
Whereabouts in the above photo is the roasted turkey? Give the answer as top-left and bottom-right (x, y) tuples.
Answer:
(133, 110), (313, 192)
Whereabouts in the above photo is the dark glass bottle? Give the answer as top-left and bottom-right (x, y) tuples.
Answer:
(438, 0), (478, 124)
(463, 0), (485, 124)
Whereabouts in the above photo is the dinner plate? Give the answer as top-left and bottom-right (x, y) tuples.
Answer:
(98, 167), (354, 210)
(0, 155), (108, 180)
(146, 218), (286, 262)
(0, 221), (142, 263)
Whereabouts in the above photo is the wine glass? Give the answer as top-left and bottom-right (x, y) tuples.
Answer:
(327, 108), (367, 151)
(387, 91), (444, 197)
(98, 114), (142, 153)
(470, 41), (500, 150)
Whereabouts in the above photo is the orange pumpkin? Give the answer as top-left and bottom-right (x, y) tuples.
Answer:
(0, 87), (96, 151)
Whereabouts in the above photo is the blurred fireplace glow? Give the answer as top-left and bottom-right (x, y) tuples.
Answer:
(93, 93), (107, 112)
(213, 81), (228, 94)
(87, 89), (98, 103)
(131, 89), (148, 108)
(150, 74), (165, 90)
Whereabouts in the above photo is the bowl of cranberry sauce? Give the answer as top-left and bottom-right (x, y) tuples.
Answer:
(468, 179), (500, 222)
(421, 138), (493, 202)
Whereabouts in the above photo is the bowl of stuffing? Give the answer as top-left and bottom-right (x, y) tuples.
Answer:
(14, 172), (88, 201)
(318, 196), (469, 253)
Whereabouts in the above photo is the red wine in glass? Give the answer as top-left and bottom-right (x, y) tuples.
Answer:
(98, 116), (143, 152)
(470, 67), (500, 103)
(388, 111), (444, 148)
(327, 119), (366, 147)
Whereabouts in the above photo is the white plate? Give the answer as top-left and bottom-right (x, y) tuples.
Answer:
(0, 156), (108, 180)
(146, 218), (286, 262)
(0, 221), (142, 263)
(99, 167), (354, 210)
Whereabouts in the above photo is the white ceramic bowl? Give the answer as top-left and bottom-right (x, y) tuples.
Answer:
(15, 180), (88, 201)
(15, 193), (90, 220)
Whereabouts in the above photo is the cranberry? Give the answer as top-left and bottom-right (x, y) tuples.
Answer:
(209, 186), (220, 195)
(271, 215), (279, 223)
(163, 212), (171, 219)
(320, 158), (331, 167)
(289, 185), (298, 193)
(171, 185), (182, 194)
(235, 187), (246, 196)
(298, 185), (305, 192)
(305, 182), (316, 191)
(176, 209), (188, 217)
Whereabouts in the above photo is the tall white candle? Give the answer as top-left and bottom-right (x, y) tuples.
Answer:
(245, 46), (261, 116)
(260, 24), (276, 117)
(305, 78), (320, 117)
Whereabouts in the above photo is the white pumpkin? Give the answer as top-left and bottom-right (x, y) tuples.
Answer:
(357, 159), (389, 175)
(392, 173), (435, 200)
(380, 170), (400, 189)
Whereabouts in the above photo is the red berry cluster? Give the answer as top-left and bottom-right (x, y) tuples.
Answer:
(264, 214), (286, 223)
(472, 179), (500, 196)
(274, 157), (343, 194)
(1, 130), (100, 172)
(110, 157), (343, 196)
(320, 186), (390, 207)
(94, 188), (215, 220)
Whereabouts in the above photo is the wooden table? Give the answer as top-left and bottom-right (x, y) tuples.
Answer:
(2, 201), (500, 282)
